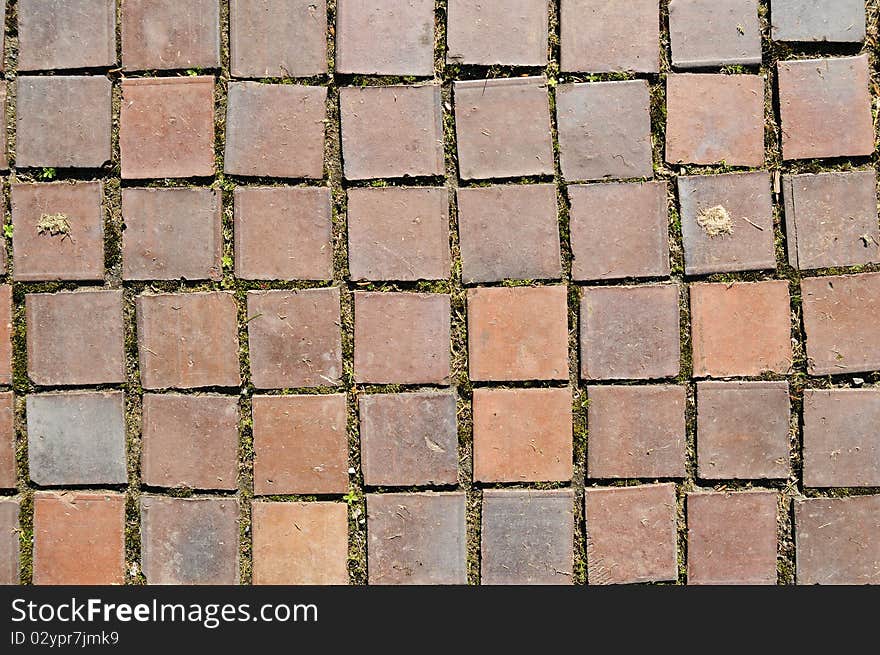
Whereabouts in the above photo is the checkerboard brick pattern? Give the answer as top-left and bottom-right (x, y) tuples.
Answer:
(18, 0), (116, 71)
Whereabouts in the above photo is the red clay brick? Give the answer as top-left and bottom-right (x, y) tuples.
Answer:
(0, 286), (10, 386)
(687, 491), (778, 585)
(447, 0), (548, 66)
(0, 394), (12, 489)
(247, 288), (342, 389)
(18, 0), (116, 71)
(33, 492), (125, 585)
(468, 285), (569, 382)
(457, 184), (561, 284)
(252, 394), (348, 495)
(669, 0), (762, 68)
(472, 387), (573, 483)
(0, 83), (8, 170)
(772, 0), (866, 43)
(584, 484), (678, 584)
(121, 0), (220, 71)
(0, 499), (18, 585)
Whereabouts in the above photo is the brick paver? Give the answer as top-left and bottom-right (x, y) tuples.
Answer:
(669, 0), (762, 68)
(121, 0), (220, 71)
(0, 499), (18, 585)
(0, 285), (10, 386)
(447, 0), (548, 66)
(0, 393), (12, 489)
(0, 83), (7, 170)
(18, 0), (116, 71)
(772, 0), (866, 42)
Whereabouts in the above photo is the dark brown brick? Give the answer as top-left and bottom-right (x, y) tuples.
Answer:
(122, 0), (220, 71)
(669, 0), (761, 68)
(447, 0), (548, 66)
(772, 0), (866, 42)
(0, 393), (13, 489)
(0, 499), (18, 585)
(18, 0), (116, 71)
(0, 286), (10, 386)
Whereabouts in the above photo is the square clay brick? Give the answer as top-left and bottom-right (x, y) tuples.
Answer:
(0, 499), (18, 585)
(359, 391), (458, 487)
(481, 489), (574, 585)
(354, 292), (451, 385)
(697, 381), (791, 480)
(580, 285), (681, 380)
(336, 0), (435, 76)
(26, 290), (125, 386)
(33, 492), (125, 585)
(691, 281), (792, 377)
(136, 292), (241, 390)
(665, 74), (764, 167)
(560, 0), (659, 73)
(16, 76), (111, 169)
(11, 181), (105, 281)
(347, 187), (450, 281)
(120, 77), (215, 179)
(803, 389), (880, 488)
(457, 184), (562, 284)
(246, 288), (342, 389)
(687, 491), (778, 585)
(569, 181), (670, 281)
(772, 0), (866, 42)
(447, 0), (549, 66)
(340, 85), (444, 180)
(454, 77), (554, 180)
(669, 0), (762, 68)
(230, 0), (328, 78)
(587, 385), (687, 479)
(0, 285), (10, 385)
(556, 80), (653, 181)
(122, 0), (220, 71)
(0, 393), (13, 489)
(122, 187), (222, 281)
(18, 0), (116, 71)
(468, 285), (569, 382)
(234, 187), (333, 280)
(141, 496), (239, 585)
(795, 495), (880, 585)
(141, 394), (239, 490)
(252, 394), (348, 495)
(473, 387), (573, 483)
(783, 170), (879, 270)
(678, 172), (777, 275)
(367, 492), (467, 585)
(252, 501), (348, 585)
(778, 56), (874, 161)
(225, 82), (327, 179)
(27, 392), (127, 486)
(801, 273), (880, 376)
(584, 484), (678, 584)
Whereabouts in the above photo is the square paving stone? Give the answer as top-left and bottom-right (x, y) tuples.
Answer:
(246, 288), (342, 389)
(801, 272), (880, 376)
(122, 0), (220, 71)
(580, 284), (681, 380)
(569, 181), (670, 281)
(252, 394), (348, 495)
(678, 171), (776, 275)
(234, 186), (333, 280)
(0, 499), (18, 585)
(225, 82), (327, 179)
(26, 290), (125, 386)
(457, 184), (561, 284)
(560, 0), (659, 73)
(33, 492), (125, 585)
(120, 77), (215, 179)
(665, 73), (764, 167)
(795, 495), (880, 585)
(587, 385), (687, 479)
(0, 393), (13, 489)
(136, 292), (241, 390)
(468, 285), (569, 382)
(141, 496), (239, 585)
(556, 80), (653, 181)
(354, 292), (451, 385)
(252, 501), (348, 585)
(0, 285), (10, 385)
(454, 77), (554, 180)
(803, 389), (880, 488)
(340, 85), (444, 181)
(367, 492), (467, 585)
(447, 0), (548, 66)
(16, 76), (111, 169)
(27, 392), (127, 487)
(697, 381), (791, 480)
(669, 0), (762, 68)
(690, 281), (792, 377)
(783, 170), (879, 270)
(778, 56), (874, 161)
(347, 187), (450, 281)
(230, 0), (328, 78)
(772, 0), (866, 42)
(122, 187), (222, 281)
(687, 491), (778, 585)
(18, 0), (116, 71)
(141, 394), (239, 490)
(359, 391), (458, 487)
(11, 181), (104, 281)
(481, 489), (574, 585)
(336, 0), (435, 76)
(584, 484), (678, 584)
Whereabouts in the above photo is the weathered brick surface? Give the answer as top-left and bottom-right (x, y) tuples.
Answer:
(18, 0), (115, 71)
(772, 0), (866, 42)
(447, 0), (548, 66)
(0, 285), (10, 386)
(0, 499), (18, 585)
(0, 393), (13, 489)
(122, 0), (220, 71)
(669, 0), (761, 68)
(0, 83), (7, 170)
